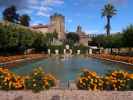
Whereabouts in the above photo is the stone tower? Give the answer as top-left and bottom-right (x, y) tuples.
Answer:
(76, 25), (82, 33)
(50, 13), (65, 40)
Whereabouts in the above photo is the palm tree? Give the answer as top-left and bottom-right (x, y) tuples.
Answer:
(20, 14), (31, 26)
(102, 3), (117, 36)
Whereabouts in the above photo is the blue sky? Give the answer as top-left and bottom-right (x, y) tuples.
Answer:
(0, 0), (133, 34)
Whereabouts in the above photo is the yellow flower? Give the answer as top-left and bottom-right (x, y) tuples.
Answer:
(127, 74), (133, 79)
(33, 84), (36, 87)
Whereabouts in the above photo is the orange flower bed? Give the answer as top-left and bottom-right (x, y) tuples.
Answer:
(77, 70), (133, 91)
(95, 54), (133, 64)
(0, 54), (47, 63)
(0, 67), (56, 92)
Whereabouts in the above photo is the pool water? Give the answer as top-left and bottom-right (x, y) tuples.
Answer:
(10, 56), (133, 81)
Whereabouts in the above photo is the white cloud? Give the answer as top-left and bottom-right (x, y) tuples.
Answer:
(28, 0), (38, 5)
(85, 29), (103, 34)
(19, 9), (33, 14)
(53, 0), (64, 4)
(44, 0), (64, 5)
(35, 0), (64, 17)
(67, 19), (72, 23)
(39, 6), (53, 11)
(37, 11), (50, 17)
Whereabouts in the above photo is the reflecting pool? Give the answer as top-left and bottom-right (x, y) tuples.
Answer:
(10, 56), (133, 81)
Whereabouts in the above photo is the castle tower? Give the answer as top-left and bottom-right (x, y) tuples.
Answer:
(50, 13), (65, 40)
(76, 25), (82, 33)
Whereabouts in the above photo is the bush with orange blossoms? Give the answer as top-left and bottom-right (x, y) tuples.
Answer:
(25, 67), (56, 92)
(0, 67), (56, 92)
(0, 68), (24, 90)
(77, 69), (133, 91)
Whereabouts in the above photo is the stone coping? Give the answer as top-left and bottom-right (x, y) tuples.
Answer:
(0, 90), (133, 100)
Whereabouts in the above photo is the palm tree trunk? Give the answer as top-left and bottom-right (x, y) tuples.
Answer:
(106, 16), (111, 36)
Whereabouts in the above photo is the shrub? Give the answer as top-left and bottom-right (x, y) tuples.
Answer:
(72, 45), (88, 54)
(0, 67), (56, 92)
(0, 68), (24, 90)
(25, 67), (56, 92)
(76, 70), (103, 90)
(77, 69), (133, 91)
(48, 45), (64, 54)
(103, 71), (129, 91)
(25, 68), (45, 92)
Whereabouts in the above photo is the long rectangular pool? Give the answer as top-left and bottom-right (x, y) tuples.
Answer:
(9, 55), (133, 81)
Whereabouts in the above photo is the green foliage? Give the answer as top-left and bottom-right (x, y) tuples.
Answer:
(45, 32), (58, 45)
(0, 67), (56, 92)
(32, 33), (48, 52)
(0, 23), (19, 50)
(66, 32), (79, 45)
(77, 70), (133, 91)
(18, 29), (35, 49)
(0, 22), (48, 54)
(2, 5), (18, 23)
(122, 25), (133, 47)
(48, 45), (88, 54)
(92, 33), (123, 49)
(20, 14), (31, 26)
(48, 45), (64, 54)
(102, 3), (117, 35)
(2, 5), (31, 26)
(102, 3), (117, 18)
(72, 45), (88, 54)
(25, 68), (45, 92)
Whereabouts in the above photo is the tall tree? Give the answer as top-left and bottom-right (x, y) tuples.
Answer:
(45, 32), (58, 45)
(20, 14), (31, 26)
(122, 25), (133, 48)
(3, 5), (19, 23)
(102, 3), (117, 36)
(66, 32), (79, 45)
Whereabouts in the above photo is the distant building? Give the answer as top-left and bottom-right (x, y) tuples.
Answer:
(31, 24), (49, 35)
(76, 25), (91, 46)
(31, 13), (98, 46)
(31, 13), (65, 40)
(49, 13), (65, 40)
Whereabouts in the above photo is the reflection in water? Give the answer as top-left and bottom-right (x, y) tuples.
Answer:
(10, 56), (133, 81)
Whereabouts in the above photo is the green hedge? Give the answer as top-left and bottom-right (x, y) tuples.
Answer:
(48, 45), (88, 54)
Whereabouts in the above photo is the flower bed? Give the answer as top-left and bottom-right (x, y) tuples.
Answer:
(76, 69), (133, 91)
(0, 54), (47, 63)
(0, 67), (56, 92)
(94, 54), (133, 64)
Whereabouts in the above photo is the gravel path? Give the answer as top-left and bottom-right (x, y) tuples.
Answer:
(1, 90), (133, 100)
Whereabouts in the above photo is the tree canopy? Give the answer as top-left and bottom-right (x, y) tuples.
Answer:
(0, 22), (47, 54)
(66, 32), (79, 45)
(3, 5), (19, 23)
(122, 25), (133, 48)
(20, 14), (31, 26)
(2, 5), (31, 26)
(102, 3), (117, 36)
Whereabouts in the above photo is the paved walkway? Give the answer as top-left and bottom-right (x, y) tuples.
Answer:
(1, 90), (133, 100)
